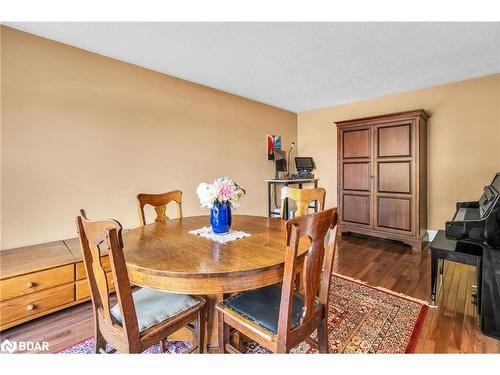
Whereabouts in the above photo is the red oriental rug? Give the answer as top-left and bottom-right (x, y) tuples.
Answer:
(59, 274), (428, 354)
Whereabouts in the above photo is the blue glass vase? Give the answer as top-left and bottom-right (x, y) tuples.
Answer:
(210, 202), (232, 234)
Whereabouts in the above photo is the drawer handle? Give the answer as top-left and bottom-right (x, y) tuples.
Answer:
(26, 281), (36, 288)
(26, 304), (35, 311)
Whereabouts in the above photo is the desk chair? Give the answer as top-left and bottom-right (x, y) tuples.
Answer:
(280, 187), (326, 219)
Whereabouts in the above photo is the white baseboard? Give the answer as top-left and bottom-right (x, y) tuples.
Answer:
(427, 229), (438, 241)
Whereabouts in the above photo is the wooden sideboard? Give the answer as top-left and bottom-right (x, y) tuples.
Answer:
(335, 110), (428, 251)
(0, 239), (114, 330)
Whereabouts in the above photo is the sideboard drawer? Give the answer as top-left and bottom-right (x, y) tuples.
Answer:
(75, 256), (111, 280)
(0, 265), (74, 301)
(76, 271), (114, 300)
(0, 284), (75, 324)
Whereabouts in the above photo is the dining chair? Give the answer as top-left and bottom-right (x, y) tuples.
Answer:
(216, 208), (338, 353)
(137, 190), (183, 226)
(76, 209), (206, 354)
(280, 186), (326, 219)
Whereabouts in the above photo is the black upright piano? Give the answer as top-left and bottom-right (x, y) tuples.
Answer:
(444, 173), (500, 339)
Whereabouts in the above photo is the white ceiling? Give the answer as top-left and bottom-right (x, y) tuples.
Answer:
(6, 22), (500, 112)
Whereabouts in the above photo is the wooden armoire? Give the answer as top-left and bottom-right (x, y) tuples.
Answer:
(335, 110), (428, 251)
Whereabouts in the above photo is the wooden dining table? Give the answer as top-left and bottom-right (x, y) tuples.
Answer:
(122, 214), (309, 353)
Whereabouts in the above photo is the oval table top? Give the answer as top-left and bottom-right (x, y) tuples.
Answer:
(123, 215), (309, 294)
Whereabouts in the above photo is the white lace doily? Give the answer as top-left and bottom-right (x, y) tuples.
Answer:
(188, 226), (251, 244)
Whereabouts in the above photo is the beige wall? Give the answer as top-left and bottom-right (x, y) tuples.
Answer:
(0, 26), (297, 249)
(298, 74), (500, 231)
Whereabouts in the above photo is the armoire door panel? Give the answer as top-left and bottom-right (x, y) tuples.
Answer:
(343, 162), (370, 191)
(377, 124), (411, 157)
(343, 129), (370, 158)
(342, 194), (370, 225)
(378, 161), (411, 193)
(377, 197), (411, 231)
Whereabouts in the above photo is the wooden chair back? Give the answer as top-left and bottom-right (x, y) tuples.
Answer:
(280, 187), (326, 219)
(137, 190), (183, 226)
(76, 210), (140, 349)
(277, 208), (338, 347)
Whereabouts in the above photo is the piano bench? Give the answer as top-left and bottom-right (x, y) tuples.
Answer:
(429, 230), (483, 312)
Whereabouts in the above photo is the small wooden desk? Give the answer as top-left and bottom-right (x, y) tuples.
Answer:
(123, 215), (309, 353)
(265, 178), (319, 219)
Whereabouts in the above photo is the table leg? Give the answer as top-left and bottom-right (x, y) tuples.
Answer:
(314, 180), (318, 212)
(438, 258), (445, 294)
(267, 182), (272, 218)
(284, 182), (289, 220)
(206, 294), (226, 353)
(431, 252), (439, 305)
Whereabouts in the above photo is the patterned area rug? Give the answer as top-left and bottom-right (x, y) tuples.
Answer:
(59, 274), (428, 354)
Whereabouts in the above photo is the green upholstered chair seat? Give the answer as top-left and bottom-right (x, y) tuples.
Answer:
(222, 283), (312, 334)
(111, 288), (199, 332)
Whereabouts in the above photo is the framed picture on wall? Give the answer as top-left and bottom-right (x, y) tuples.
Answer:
(267, 134), (281, 160)
(267, 134), (275, 160)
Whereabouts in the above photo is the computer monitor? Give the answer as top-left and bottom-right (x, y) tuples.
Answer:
(274, 149), (287, 173)
(295, 157), (315, 172)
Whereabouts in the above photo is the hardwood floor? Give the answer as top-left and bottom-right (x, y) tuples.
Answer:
(1, 233), (499, 353)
